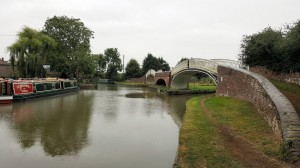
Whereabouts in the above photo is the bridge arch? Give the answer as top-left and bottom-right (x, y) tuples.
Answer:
(171, 59), (218, 89)
(171, 69), (217, 89)
(156, 78), (167, 86)
(170, 58), (242, 89)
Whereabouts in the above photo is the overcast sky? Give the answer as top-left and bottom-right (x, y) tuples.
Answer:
(0, 0), (299, 67)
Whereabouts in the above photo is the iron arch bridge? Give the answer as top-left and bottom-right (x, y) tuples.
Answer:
(170, 58), (242, 89)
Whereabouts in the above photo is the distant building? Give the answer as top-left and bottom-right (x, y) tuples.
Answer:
(0, 57), (13, 77)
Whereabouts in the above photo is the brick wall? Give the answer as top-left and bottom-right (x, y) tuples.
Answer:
(217, 66), (300, 158)
(154, 72), (171, 86)
(250, 66), (300, 85)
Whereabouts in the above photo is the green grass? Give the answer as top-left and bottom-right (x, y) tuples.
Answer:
(270, 79), (300, 95)
(114, 81), (147, 86)
(176, 95), (281, 167)
(205, 96), (281, 157)
(189, 83), (216, 92)
(176, 95), (242, 168)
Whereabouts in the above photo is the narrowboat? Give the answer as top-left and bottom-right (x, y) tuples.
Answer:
(0, 78), (79, 104)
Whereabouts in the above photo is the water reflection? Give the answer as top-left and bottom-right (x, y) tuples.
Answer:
(124, 89), (193, 127)
(0, 86), (194, 168)
(3, 91), (94, 156)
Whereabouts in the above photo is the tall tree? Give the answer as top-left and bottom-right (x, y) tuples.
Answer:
(98, 53), (107, 71)
(8, 26), (56, 78)
(142, 53), (160, 73)
(282, 20), (300, 72)
(239, 27), (283, 71)
(42, 16), (94, 78)
(142, 53), (170, 73)
(104, 48), (122, 80)
(125, 59), (142, 79)
(158, 57), (170, 71)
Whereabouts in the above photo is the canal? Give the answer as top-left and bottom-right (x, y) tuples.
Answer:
(0, 85), (192, 168)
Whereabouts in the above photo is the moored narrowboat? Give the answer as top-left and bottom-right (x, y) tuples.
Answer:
(0, 78), (79, 104)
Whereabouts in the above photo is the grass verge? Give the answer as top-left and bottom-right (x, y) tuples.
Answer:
(189, 84), (216, 93)
(176, 95), (281, 167)
(176, 95), (241, 168)
(205, 96), (281, 157)
(270, 79), (300, 95)
(114, 81), (147, 87)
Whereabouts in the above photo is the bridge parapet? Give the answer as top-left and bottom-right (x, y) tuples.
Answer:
(189, 58), (218, 76)
(171, 60), (188, 76)
(211, 59), (242, 68)
(171, 58), (242, 77)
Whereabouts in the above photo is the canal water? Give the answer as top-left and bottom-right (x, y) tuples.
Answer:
(0, 85), (191, 168)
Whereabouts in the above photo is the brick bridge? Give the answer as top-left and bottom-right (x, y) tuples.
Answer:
(144, 58), (300, 159)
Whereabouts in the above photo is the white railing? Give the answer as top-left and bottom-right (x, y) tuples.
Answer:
(171, 60), (188, 76)
(189, 58), (218, 75)
(211, 59), (242, 68)
(171, 58), (218, 76)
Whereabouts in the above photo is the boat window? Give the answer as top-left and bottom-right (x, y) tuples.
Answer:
(55, 82), (60, 89)
(64, 82), (71, 88)
(2, 82), (7, 95)
(7, 82), (12, 95)
(61, 81), (64, 89)
(36, 83), (44, 91)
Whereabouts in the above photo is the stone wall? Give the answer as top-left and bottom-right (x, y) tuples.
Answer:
(216, 66), (300, 157)
(250, 66), (300, 85)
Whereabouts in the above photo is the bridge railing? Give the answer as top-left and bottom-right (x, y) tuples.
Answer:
(171, 58), (219, 76)
(171, 60), (188, 76)
(211, 59), (242, 68)
(189, 58), (218, 75)
(171, 58), (245, 77)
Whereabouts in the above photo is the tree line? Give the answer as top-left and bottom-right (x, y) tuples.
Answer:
(8, 16), (170, 80)
(239, 20), (300, 73)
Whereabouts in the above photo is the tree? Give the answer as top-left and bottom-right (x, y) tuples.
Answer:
(98, 53), (107, 71)
(79, 54), (98, 78)
(125, 59), (142, 79)
(282, 20), (300, 72)
(104, 48), (122, 80)
(158, 57), (170, 71)
(91, 53), (106, 78)
(42, 16), (94, 78)
(142, 53), (160, 73)
(142, 53), (170, 73)
(8, 26), (56, 78)
(239, 27), (283, 71)
(177, 57), (188, 64)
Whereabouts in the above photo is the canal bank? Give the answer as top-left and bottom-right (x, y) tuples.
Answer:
(175, 95), (295, 168)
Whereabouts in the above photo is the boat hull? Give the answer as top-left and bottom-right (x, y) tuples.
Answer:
(13, 86), (79, 102)
(0, 96), (13, 104)
(0, 79), (79, 104)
